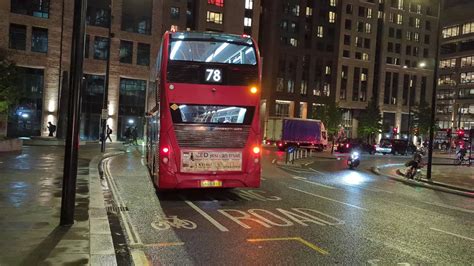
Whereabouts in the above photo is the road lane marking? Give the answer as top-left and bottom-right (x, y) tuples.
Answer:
(131, 250), (150, 266)
(184, 200), (229, 232)
(422, 201), (474, 214)
(289, 187), (368, 211)
(309, 167), (325, 174)
(247, 237), (329, 255)
(144, 242), (185, 247)
(429, 227), (474, 241)
(292, 176), (337, 190)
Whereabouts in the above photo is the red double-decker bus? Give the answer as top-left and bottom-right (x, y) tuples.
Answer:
(146, 31), (261, 189)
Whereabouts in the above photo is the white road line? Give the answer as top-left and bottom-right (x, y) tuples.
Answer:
(281, 167), (317, 174)
(292, 176), (337, 190)
(289, 187), (368, 211)
(423, 201), (474, 214)
(346, 185), (394, 194)
(184, 200), (229, 232)
(309, 167), (325, 175)
(430, 227), (474, 241)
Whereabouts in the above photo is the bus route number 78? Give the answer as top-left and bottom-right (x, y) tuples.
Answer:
(205, 68), (222, 83)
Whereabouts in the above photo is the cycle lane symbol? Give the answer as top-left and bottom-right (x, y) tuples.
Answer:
(151, 215), (197, 230)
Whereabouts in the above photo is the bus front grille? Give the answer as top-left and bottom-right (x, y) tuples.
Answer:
(174, 125), (250, 148)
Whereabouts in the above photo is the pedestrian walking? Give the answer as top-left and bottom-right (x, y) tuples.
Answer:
(47, 122), (57, 137)
(131, 126), (138, 145)
(124, 127), (132, 144)
(106, 125), (113, 142)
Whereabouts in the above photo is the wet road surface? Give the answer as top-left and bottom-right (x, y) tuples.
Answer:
(104, 147), (474, 265)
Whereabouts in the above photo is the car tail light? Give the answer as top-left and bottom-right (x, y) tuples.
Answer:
(346, 143), (350, 148)
(253, 146), (260, 154)
(278, 142), (283, 147)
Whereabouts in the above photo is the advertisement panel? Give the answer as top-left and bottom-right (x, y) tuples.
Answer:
(181, 150), (242, 172)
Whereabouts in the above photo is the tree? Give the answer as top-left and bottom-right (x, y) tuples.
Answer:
(312, 100), (344, 153)
(412, 101), (434, 139)
(357, 99), (382, 144)
(0, 49), (21, 137)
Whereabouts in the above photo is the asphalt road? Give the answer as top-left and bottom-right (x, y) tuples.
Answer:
(105, 147), (474, 265)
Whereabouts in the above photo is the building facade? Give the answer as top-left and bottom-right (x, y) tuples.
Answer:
(437, 0), (474, 130)
(0, 0), (260, 140)
(259, 0), (339, 135)
(335, 0), (439, 138)
(260, 0), (439, 140)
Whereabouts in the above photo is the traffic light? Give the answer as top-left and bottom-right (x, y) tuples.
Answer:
(393, 127), (398, 135)
(457, 129), (465, 138)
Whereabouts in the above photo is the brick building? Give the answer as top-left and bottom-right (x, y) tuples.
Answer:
(0, 0), (260, 140)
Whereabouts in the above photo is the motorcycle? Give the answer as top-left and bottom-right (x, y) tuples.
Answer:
(347, 151), (360, 169)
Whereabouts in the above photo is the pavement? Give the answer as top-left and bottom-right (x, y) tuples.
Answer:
(0, 142), (124, 265)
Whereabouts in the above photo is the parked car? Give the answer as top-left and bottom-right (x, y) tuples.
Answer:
(336, 138), (375, 154)
(391, 139), (416, 155)
(375, 139), (392, 154)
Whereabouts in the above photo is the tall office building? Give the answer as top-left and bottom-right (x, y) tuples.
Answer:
(437, 0), (474, 130)
(0, 0), (260, 140)
(260, 0), (440, 139)
(259, 0), (339, 131)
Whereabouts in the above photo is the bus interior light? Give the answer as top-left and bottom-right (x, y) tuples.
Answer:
(250, 87), (258, 94)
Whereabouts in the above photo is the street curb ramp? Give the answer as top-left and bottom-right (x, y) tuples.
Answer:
(370, 166), (474, 198)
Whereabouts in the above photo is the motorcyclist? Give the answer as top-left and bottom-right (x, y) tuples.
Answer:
(456, 146), (467, 163)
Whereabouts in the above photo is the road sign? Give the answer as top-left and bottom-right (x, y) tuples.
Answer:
(101, 109), (108, 119)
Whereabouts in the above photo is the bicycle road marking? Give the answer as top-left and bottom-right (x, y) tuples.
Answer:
(289, 187), (368, 211)
(151, 215), (197, 230)
(184, 200), (229, 232)
(429, 227), (474, 241)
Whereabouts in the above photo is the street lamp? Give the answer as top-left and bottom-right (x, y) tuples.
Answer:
(405, 61), (426, 153)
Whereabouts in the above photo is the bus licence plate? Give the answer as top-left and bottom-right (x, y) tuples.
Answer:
(200, 180), (222, 187)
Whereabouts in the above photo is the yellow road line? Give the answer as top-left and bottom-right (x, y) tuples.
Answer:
(247, 237), (329, 255)
(144, 242), (185, 247)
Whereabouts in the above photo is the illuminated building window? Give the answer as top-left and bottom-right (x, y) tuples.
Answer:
(329, 11), (336, 23)
(317, 26), (323, 38)
(244, 17), (252, 27)
(442, 25), (459, 38)
(207, 11), (223, 24)
(245, 0), (253, 9)
(462, 22), (474, 34)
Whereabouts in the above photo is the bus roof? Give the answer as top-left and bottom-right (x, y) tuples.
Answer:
(169, 31), (254, 46)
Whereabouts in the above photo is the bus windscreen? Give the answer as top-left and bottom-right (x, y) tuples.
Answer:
(169, 40), (257, 65)
(170, 104), (255, 125)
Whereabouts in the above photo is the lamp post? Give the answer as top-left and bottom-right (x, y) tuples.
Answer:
(426, 0), (443, 181)
(404, 62), (426, 153)
(100, 0), (113, 153)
